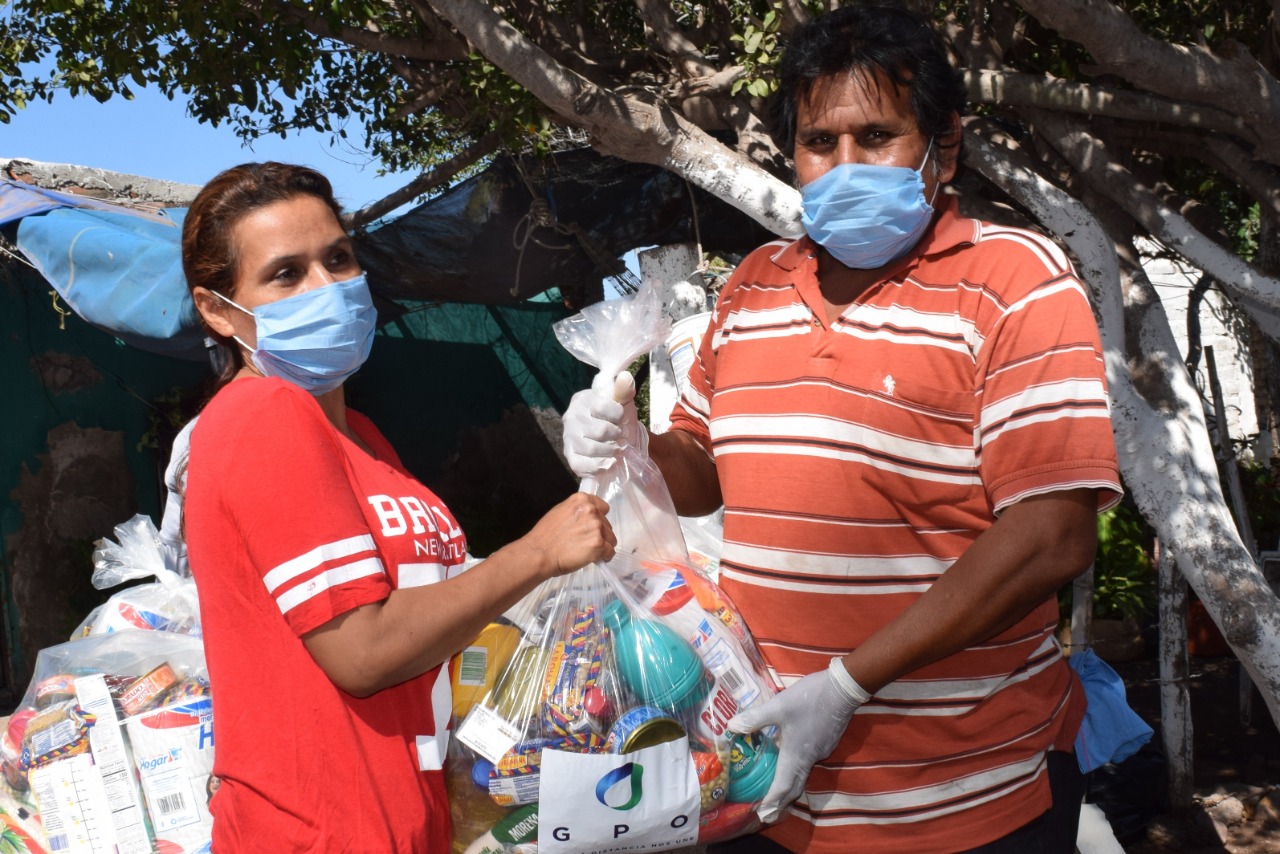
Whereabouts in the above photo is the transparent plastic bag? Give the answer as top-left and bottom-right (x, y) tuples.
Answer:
(79, 514), (201, 639)
(447, 283), (778, 853)
(12, 631), (213, 854)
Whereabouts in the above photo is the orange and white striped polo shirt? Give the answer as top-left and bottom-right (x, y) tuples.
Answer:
(669, 197), (1122, 852)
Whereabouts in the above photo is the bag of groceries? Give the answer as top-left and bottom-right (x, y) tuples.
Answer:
(7, 630), (214, 854)
(72, 514), (201, 640)
(447, 282), (779, 854)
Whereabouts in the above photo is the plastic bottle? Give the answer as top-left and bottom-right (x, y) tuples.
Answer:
(650, 573), (770, 744)
(602, 599), (712, 712)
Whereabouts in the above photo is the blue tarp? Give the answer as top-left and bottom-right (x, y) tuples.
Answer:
(0, 177), (176, 226)
(2, 178), (204, 360)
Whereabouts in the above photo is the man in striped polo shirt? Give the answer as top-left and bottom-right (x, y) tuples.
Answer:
(565, 3), (1122, 852)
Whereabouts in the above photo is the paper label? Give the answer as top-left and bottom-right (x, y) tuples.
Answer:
(456, 704), (521, 765)
(75, 675), (153, 854)
(29, 754), (118, 854)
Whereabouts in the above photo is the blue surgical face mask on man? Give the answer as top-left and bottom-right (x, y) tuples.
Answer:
(214, 273), (376, 395)
(800, 140), (939, 270)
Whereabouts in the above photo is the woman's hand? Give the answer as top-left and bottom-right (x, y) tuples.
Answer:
(521, 492), (616, 577)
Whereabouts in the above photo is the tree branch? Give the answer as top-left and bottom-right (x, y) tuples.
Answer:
(777, 0), (813, 34)
(347, 130), (501, 229)
(965, 69), (1270, 160)
(267, 0), (467, 61)
(1129, 128), (1280, 222)
(1013, 0), (1280, 165)
(424, 0), (801, 236)
(1025, 107), (1280, 323)
(633, 0), (717, 79)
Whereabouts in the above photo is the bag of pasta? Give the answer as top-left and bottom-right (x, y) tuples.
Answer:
(446, 282), (779, 853)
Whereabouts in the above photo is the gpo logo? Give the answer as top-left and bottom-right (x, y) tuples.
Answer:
(548, 753), (693, 845)
(594, 762), (644, 810)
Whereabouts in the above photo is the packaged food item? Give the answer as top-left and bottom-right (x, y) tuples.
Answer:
(125, 691), (215, 854)
(0, 707), (37, 790)
(20, 703), (95, 771)
(451, 622), (521, 720)
(118, 663), (180, 717)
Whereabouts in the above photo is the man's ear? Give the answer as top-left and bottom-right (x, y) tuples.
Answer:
(192, 287), (236, 338)
(938, 112), (963, 183)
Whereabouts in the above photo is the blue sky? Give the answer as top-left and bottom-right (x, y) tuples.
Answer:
(3, 85), (416, 216)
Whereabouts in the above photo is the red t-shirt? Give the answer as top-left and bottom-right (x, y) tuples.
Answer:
(185, 378), (466, 853)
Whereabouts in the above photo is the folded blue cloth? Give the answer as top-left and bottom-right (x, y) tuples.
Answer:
(1070, 648), (1154, 773)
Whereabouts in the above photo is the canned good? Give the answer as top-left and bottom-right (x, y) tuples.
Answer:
(605, 705), (686, 753)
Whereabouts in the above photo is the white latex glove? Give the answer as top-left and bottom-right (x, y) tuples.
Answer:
(561, 371), (646, 478)
(727, 657), (871, 825)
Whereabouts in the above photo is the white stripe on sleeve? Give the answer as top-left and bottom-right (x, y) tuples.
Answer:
(274, 556), (385, 615)
(263, 533), (377, 593)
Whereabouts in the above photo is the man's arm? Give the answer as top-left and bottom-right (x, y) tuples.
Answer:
(649, 428), (723, 517)
(841, 487), (1098, 694)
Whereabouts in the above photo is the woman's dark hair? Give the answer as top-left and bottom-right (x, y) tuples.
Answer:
(181, 162), (345, 387)
(770, 1), (967, 160)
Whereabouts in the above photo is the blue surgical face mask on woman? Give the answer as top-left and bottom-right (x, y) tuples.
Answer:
(214, 273), (377, 394)
(800, 140), (938, 270)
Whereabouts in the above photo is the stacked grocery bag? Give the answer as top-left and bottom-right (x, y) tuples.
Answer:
(447, 283), (781, 854)
(0, 515), (213, 854)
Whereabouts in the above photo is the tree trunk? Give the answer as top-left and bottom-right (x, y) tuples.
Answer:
(966, 133), (1280, 731)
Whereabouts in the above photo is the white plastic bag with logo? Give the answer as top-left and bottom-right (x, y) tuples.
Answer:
(539, 738), (699, 854)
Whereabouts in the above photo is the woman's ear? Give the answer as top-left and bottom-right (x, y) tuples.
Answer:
(192, 287), (237, 339)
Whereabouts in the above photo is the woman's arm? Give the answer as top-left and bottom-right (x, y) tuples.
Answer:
(302, 492), (614, 697)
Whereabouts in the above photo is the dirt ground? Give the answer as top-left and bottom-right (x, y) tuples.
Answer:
(1103, 651), (1280, 853)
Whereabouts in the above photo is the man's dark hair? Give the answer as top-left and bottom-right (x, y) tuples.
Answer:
(770, 1), (967, 159)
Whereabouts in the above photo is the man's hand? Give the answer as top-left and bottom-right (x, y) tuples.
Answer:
(727, 658), (870, 824)
(561, 371), (645, 477)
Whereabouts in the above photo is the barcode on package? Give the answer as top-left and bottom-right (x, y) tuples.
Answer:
(458, 647), (488, 686)
(48, 835), (68, 852)
(158, 792), (187, 815)
(721, 667), (744, 693)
